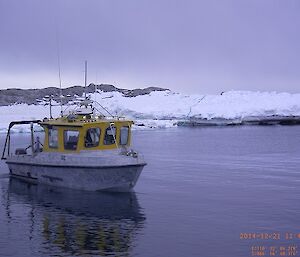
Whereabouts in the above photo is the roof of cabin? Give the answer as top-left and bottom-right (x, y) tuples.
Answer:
(39, 116), (134, 127)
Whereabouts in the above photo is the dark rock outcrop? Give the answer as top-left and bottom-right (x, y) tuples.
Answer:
(0, 84), (169, 106)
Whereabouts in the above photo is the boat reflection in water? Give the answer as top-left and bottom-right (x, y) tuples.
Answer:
(7, 177), (146, 256)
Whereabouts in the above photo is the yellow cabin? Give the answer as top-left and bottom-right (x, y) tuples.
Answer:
(40, 114), (133, 153)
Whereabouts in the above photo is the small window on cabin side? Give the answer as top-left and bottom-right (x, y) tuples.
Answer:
(104, 126), (116, 145)
(64, 130), (79, 150)
(48, 128), (58, 148)
(85, 128), (101, 148)
(120, 126), (129, 145)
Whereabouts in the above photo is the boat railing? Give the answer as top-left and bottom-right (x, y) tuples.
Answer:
(1, 120), (41, 160)
(41, 94), (127, 122)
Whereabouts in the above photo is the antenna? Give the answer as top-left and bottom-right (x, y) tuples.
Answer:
(94, 72), (98, 103)
(84, 60), (87, 99)
(56, 30), (63, 117)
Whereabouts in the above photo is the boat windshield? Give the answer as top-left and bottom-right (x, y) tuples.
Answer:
(85, 128), (101, 148)
(120, 126), (129, 145)
(104, 126), (116, 145)
(64, 130), (79, 150)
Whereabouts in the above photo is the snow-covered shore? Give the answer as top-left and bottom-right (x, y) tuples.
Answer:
(1, 90), (300, 133)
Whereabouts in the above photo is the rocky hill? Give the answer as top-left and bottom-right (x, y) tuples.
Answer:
(0, 84), (169, 106)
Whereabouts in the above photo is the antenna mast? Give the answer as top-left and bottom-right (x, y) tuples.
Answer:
(84, 60), (87, 99)
(56, 31), (63, 117)
(58, 56), (63, 117)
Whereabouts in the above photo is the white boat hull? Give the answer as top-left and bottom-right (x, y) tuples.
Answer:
(7, 161), (145, 191)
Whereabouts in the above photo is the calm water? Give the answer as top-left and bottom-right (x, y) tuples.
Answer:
(0, 126), (300, 257)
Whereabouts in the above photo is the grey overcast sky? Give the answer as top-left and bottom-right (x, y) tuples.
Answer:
(0, 0), (300, 94)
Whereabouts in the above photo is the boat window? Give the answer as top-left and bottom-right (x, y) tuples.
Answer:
(64, 130), (79, 150)
(85, 128), (101, 148)
(120, 126), (129, 145)
(104, 126), (116, 145)
(48, 128), (58, 148)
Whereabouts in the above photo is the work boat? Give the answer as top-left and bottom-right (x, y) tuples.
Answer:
(1, 99), (146, 191)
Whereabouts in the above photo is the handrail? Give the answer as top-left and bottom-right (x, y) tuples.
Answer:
(1, 120), (41, 160)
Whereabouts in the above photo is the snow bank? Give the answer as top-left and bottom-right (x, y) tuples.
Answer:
(93, 90), (300, 120)
(0, 90), (300, 133)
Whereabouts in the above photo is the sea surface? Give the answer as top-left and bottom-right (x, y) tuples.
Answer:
(0, 126), (300, 257)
